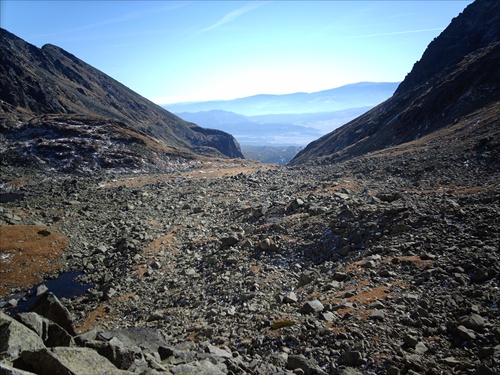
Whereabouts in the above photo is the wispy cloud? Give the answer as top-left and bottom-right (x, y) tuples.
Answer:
(200, 1), (267, 34)
(345, 27), (445, 40)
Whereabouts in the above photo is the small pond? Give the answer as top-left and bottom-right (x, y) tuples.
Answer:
(0, 193), (25, 203)
(0, 271), (93, 315)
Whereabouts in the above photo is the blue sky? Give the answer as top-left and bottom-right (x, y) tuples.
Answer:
(1, 1), (473, 104)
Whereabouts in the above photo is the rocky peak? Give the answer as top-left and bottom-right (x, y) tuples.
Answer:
(396, 0), (500, 95)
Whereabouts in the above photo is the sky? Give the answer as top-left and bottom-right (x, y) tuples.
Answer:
(1, 1), (473, 104)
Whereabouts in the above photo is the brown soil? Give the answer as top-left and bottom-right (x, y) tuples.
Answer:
(0, 225), (68, 297)
(76, 292), (136, 333)
(101, 161), (274, 188)
(347, 286), (390, 304)
(143, 230), (178, 255)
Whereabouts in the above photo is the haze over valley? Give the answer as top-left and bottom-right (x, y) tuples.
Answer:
(167, 82), (399, 146)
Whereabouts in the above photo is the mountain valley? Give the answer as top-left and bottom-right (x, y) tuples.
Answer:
(0, 1), (499, 374)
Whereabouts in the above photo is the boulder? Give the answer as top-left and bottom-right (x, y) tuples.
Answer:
(286, 354), (327, 375)
(87, 337), (141, 371)
(16, 312), (74, 347)
(21, 347), (131, 375)
(0, 363), (37, 375)
(29, 292), (76, 336)
(299, 300), (324, 314)
(205, 344), (232, 359)
(341, 349), (364, 366)
(0, 312), (45, 361)
(459, 313), (486, 332)
(283, 291), (298, 304)
(98, 327), (168, 354)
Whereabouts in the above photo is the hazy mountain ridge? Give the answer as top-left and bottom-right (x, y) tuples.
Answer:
(176, 107), (372, 142)
(291, 0), (500, 165)
(164, 82), (399, 116)
(0, 28), (243, 173)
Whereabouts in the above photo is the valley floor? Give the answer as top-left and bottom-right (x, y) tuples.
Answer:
(1, 140), (499, 374)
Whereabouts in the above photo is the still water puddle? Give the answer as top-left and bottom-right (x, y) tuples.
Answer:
(1, 271), (93, 315)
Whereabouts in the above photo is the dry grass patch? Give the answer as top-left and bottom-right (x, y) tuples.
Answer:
(0, 225), (68, 297)
(144, 230), (178, 255)
(391, 256), (435, 269)
(101, 160), (273, 188)
(347, 285), (390, 304)
(76, 292), (135, 333)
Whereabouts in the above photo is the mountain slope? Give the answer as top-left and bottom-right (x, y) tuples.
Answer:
(291, 0), (499, 165)
(0, 28), (243, 168)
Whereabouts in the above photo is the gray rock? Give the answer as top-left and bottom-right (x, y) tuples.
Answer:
(36, 284), (49, 296)
(470, 268), (489, 283)
(376, 192), (402, 202)
(169, 359), (226, 374)
(368, 301), (385, 309)
(14, 312), (46, 340)
(320, 311), (337, 322)
(29, 292), (76, 336)
(298, 271), (316, 287)
(205, 344), (232, 359)
(93, 336), (141, 370)
(0, 312), (46, 361)
(456, 325), (476, 340)
(323, 281), (343, 291)
(459, 313), (486, 332)
(290, 198), (305, 211)
(477, 345), (500, 359)
(284, 291), (298, 304)
(414, 342), (428, 354)
(0, 363), (37, 375)
(98, 327), (168, 354)
(22, 347), (130, 374)
(300, 300), (324, 314)
(337, 245), (351, 257)
(220, 234), (239, 247)
(286, 354), (327, 375)
(369, 310), (385, 321)
(336, 368), (364, 375)
(258, 238), (278, 251)
(333, 272), (348, 281)
(475, 364), (496, 375)
(403, 334), (419, 348)
(252, 205), (268, 219)
(341, 349), (363, 366)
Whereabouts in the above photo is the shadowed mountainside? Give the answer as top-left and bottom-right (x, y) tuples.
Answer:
(0, 28), (243, 171)
(291, 0), (500, 165)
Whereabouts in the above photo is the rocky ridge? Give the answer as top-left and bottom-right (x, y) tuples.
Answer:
(291, 0), (500, 165)
(0, 28), (244, 162)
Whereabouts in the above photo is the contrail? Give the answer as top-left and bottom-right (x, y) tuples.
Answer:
(200, 1), (267, 34)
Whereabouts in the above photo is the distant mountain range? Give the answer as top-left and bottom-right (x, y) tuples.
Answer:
(175, 107), (372, 147)
(164, 82), (399, 116)
(170, 82), (398, 148)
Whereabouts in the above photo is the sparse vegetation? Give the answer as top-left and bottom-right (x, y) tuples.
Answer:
(270, 319), (295, 330)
